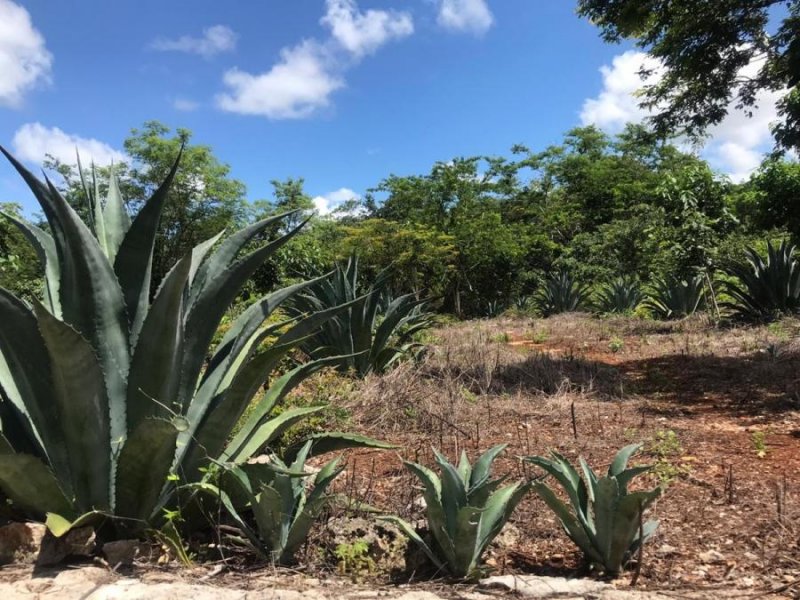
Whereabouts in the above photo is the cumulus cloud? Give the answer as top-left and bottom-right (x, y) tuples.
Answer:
(436, 0), (494, 35)
(322, 0), (413, 58)
(12, 123), (126, 167)
(150, 25), (237, 58)
(217, 0), (413, 119)
(581, 50), (781, 182)
(312, 187), (360, 216)
(0, 0), (52, 107)
(217, 41), (344, 119)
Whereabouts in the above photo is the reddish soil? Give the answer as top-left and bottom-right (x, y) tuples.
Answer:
(332, 314), (800, 596)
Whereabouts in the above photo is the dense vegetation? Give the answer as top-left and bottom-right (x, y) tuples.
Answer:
(5, 120), (797, 322)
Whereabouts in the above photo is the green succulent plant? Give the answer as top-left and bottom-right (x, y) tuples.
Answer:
(723, 240), (800, 322)
(381, 444), (531, 579)
(644, 275), (705, 319)
(525, 444), (661, 575)
(195, 440), (346, 565)
(534, 270), (591, 316)
(0, 147), (384, 538)
(595, 277), (644, 314)
(288, 255), (433, 376)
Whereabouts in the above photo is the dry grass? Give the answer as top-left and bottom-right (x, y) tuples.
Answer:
(309, 312), (800, 592)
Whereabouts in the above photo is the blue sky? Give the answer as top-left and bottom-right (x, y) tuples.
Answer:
(0, 0), (780, 214)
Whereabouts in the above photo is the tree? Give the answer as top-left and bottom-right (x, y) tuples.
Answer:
(0, 203), (41, 301)
(577, 0), (800, 151)
(46, 121), (248, 291)
(745, 158), (800, 241)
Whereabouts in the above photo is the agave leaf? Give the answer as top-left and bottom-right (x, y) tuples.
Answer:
(0, 212), (60, 316)
(115, 418), (179, 524)
(228, 406), (326, 464)
(45, 510), (106, 538)
(433, 449), (468, 535)
(0, 289), (71, 487)
(470, 443), (507, 489)
(605, 487), (660, 572)
(477, 481), (531, 551)
(0, 452), (73, 518)
(35, 303), (111, 511)
(379, 515), (445, 572)
(221, 354), (348, 464)
(283, 432), (395, 462)
(126, 254), (192, 433)
(179, 218), (309, 414)
(101, 166), (131, 261)
(532, 482), (602, 565)
(114, 148), (182, 337)
(450, 505), (482, 578)
(608, 444), (642, 477)
(592, 476), (621, 567)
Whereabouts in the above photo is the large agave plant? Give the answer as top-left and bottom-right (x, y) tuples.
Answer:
(595, 277), (644, 314)
(0, 148), (383, 538)
(382, 445), (531, 579)
(525, 445), (661, 575)
(287, 255), (432, 376)
(644, 275), (705, 319)
(723, 241), (800, 322)
(533, 270), (591, 317)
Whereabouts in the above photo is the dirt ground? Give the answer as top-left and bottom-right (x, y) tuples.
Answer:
(4, 313), (800, 598)
(327, 313), (800, 597)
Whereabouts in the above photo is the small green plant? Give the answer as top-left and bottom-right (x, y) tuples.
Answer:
(199, 440), (362, 565)
(288, 255), (434, 376)
(608, 337), (624, 353)
(527, 330), (548, 344)
(645, 275), (706, 319)
(723, 241), (800, 322)
(525, 444), (662, 575)
(596, 277), (644, 314)
(751, 430), (768, 458)
(381, 445), (531, 579)
(490, 332), (510, 343)
(648, 430), (689, 484)
(335, 539), (376, 580)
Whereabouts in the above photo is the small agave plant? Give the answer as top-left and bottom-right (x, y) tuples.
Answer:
(644, 275), (705, 319)
(525, 444), (661, 575)
(288, 255), (432, 376)
(534, 270), (592, 317)
(595, 277), (644, 314)
(723, 240), (800, 322)
(196, 440), (346, 565)
(0, 147), (385, 539)
(382, 444), (531, 579)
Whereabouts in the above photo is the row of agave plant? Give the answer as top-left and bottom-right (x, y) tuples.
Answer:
(0, 147), (664, 580)
(0, 146), (418, 543)
(514, 243), (800, 322)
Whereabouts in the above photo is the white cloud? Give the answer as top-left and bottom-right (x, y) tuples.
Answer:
(322, 0), (413, 58)
(217, 40), (343, 119)
(150, 25), (237, 58)
(436, 0), (494, 35)
(0, 0), (52, 107)
(173, 97), (199, 111)
(217, 0), (413, 120)
(581, 50), (781, 182)
(12, 123), (126, 167)
(312, 187), (360, 215)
